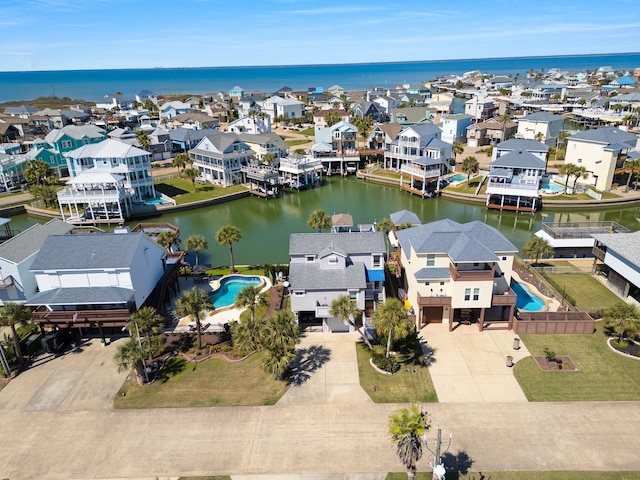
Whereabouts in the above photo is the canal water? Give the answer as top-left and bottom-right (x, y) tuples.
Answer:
(7, 176), (640, 266)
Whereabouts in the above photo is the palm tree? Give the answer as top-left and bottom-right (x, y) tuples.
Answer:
(135, 129), (151, 151)
(0, 302), (32, 366)
(389, 403), (431, 480)
(372, 298), (413, 358)
(259, 310), (299, 379)
(24, 159), (55, 186)
(624, 159), (640, 191)
(128, 306), (164, 361)
(323, 111), (341, 127)
(498, 113), (511, 141)
(235, 285), (268, 325)
(376, 217), (395, 257)
(183, 234), (208, 266)
(113, 337), (147, 384)
(307, 209), (331, 232)
(571, 165), (589, 190)
(461, 156), (479, 186)
(181, 167), (201, 192)
(534, 132), (544, 142)
(559, 163), (578, 192)
(453, 141), (464, 161)
(156, 230), (180, 252)
(172, 152), (189, 172)
(230, 315), (264, 354)
(215, 225), (242, 273)
(175, 287), (212, 350)
(356, 115), (373, 148)
(604, 302), (640, 345)
(522, 236), (554, 265)
(330, 294), (373, 348)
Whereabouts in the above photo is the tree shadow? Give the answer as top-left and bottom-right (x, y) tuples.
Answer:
(442, 450), (474, 480)
(156, 356), (187, 383)
(287, 345), (331, 385)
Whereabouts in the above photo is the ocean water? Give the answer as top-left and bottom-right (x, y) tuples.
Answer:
(1, 52), (639, 103)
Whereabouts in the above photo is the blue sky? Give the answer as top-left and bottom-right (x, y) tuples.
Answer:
(1, 0), (639, 72)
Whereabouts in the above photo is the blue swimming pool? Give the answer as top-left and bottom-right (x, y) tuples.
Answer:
(210, 275), (262, 308)
(144, 197), (169, 205)
(512, 281), (546, 311)
(540, 182), (564, 192)
(448, 173), (467, 183)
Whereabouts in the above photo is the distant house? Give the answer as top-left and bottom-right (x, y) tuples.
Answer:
(28, 124), (107, 177)
(390, 107), (430, 126)
(438, 114), (472, 144)
(288, 232), (386, 332)
(227, 115), (271, 135)
(3, 105), (38, 118)
(169, 127), (219, 151)
(466, 117), (517, 147)
(0, 219), (73, 305)
(464, 96), (498, 121)
(592, 230), (640, 301)
(350, 101), (386, 123)
(189, 133), (253, 186)
(516, 112), (565, 145)
(396, 219), (518, 331)
(563, 126), (638, 192)
(313, 109), (350, 128)
(135, 90), (158, 106)
(159, 101), (191, 120)
(262, 96), (304, 121)
(169, 112), (218, 130)
(229, 86), (245, 99)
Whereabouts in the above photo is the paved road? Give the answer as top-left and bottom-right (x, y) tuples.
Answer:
(1, 337), (640, 479)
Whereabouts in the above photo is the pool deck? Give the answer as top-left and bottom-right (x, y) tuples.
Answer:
(512, 271), (561, 312)
(172, 274), (272, 332)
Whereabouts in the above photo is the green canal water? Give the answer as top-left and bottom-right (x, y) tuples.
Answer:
(8, 176), (640, 266)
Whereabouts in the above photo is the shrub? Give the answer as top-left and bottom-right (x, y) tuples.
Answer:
(371, 354), (400, 373)
(543, 346), (556, 362)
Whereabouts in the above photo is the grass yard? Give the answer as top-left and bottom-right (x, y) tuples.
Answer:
(284, 138), (310, 147)
(204, 266), (265, 277)
(374, 169), (401, 181)
(154, 178), (247, 205)
(514, 324), (640, 401)
(386, 472), (640, 480)
(113, 351), (288, 408)
(444, 176), (484, 195)
(356, 343), (437, 403)
(541, 272), (620, 312)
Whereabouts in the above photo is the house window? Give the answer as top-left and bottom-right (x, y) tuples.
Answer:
(425, 282), (430, 286)
(373, 255), (381, 268)
(577, 158), (582, 163)
(502, 256), (507, 261)
(426, 254), (435, 267)
(306, 255), (315, 262)
(61, 140), (72, 149)
(473, 288), (480, 301)
(293, 290), (305, 297)
(464, 288), (471, 301)
(349, 290), (357, 300)
(440, 281), (445, 286)
(328, 256), (338, 265)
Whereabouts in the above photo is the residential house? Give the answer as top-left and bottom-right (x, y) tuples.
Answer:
(229, 86), (244, 99)
(135, 90), (158, 106)
(237, 132), (288, 161)
(189, 133), (253, 186)
(29, 124), (107, 177)
(465, 96), (498, 121)
(492, 138), (549, 162)
(313, 109), (350, 128)
(351, 101), (386, 123)
(390, 107), (430, 126)
(592, 230), (640, 301)
(438, 114), (472, 144)
(96, 93), (127, 111)
(516, 112), (565, 145)
(0, 151), (28, 190)
(395, 219), (517, 331)
(279, 155), (324, 188)
(227, 115), (271, 135)
(262, 96), (305, 121)
(466, 117), (517, 147)
(427, 93), (454, 115)
(372, 96), (399, 115)
(159, 101), (191, 120)
(169, 127), (219, 151)
(384, 123), (452, 171)
(366, 123), (402, 153)
(288, 232), (386, 332)
(3, 105), (38, 118)
(312, 121), (359, 174)
(0, 219), (74, 305)
(26, 231), (175, 335)
(563, 126), (638, 192)
(327, 85), (345, 97)
(169, 112), (218, 130)
(0, 116), (28, 141)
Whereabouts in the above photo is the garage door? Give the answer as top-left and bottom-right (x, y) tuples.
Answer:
(423, 307), (443, 324)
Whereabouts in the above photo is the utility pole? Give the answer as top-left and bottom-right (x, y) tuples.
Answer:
(426, 426), (452, 480)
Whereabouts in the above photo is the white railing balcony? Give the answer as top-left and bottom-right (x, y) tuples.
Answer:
(401, 165), (441, 178)
(487, 181), (539, 191)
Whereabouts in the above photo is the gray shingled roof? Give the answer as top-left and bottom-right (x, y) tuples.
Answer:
(289, 232), (385, 256)
(0, 219), (73, 264)
(25, 286), (134, 306)
(30, 233), (159, 271)
(169, 128), (219, 143)
(237, 132), (288, 151)
(491, 150), (546, 170)
(591, 231), (640, 266)
(289, 262), (366, 290)
(415, 267), (450, 280)
(396, 219), (517, 263)
(496, 139), (549, 153)
(569, 126), (637, 147)
(519, 112), (565, 122)
(390, 210), (421, 226)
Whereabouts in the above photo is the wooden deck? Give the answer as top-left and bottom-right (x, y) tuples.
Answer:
(401, 184), (433, 198)
(487, 202), (536, 213)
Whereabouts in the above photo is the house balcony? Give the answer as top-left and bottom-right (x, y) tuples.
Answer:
(31, 306), (132, 328)
(492, 288), (517, 306)
(592, 245), (607, 262)
(401, 165), (442, 179)
(449, 263), (494, 281)
(486, 181), (540, 197)
(417, 292), (452, 307)
(57, 186), (125, 201)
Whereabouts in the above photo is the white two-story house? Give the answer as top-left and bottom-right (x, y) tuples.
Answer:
(189, 133), (253, 186)
(312, 120), (360, 174)
(288, 232), (386, 332)
(396, 219), (518, 331)
(516, 112), (565, 146)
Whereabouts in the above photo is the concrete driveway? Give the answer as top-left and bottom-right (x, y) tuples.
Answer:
(0, 337), (128, 412)
(421, 324), (529, 403)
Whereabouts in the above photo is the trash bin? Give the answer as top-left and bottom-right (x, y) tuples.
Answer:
(513, 337), (521, 350)
(506, 356), (514, 367)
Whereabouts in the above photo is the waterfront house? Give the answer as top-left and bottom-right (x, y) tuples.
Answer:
(0, 151), (28, 190)
(592, 230), (640, 301)
(492, 138), (548, 163)
(189, 133), (253, 186)
(279, 155), (324, 188)
(169, 127), (218, 151)
(237, 132), (288, 161)
(28, 125), (107, 177)
(288, 232), (386, 332)
(384, 123), (452, 173)
(26, 231), (175, 335)
(562, 126), (638, 192)
(3, 105), (39, 118)
(312, 120), (360, 175)
(395, 219), (518, 331)
(0, 219), (73, 306)
(366, 123), (402, 153)
(135, 90), (158, 106)
(229, 86), (244, 99)
(516, 112), (565, 145)
(438, 114), (472, 144)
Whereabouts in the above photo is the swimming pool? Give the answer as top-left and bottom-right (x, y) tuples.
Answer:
(540, 182), (564, 192)
(210, 275), (263, 308)
(144, 197), (169, 205)
(448, 173), (467, 183)
(512, 281), (546, 311)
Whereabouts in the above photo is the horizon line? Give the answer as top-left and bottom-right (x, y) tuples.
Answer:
(1, 51), (639, 75)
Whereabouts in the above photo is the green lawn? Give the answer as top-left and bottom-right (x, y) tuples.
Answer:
(541, 272), (620, 312)
(444, 176), (484, 194)
(154, 178), (247, 205)
(113, 351), (288, 408)
(203, 266), (265, 276)
(386, 472), (640, 480)
(284, 138), (309, 147)
(299, 127), (315, 136)
(514, 324), (640, 401)
(356, 343), (437, 403)
(374, 169), (401, 181)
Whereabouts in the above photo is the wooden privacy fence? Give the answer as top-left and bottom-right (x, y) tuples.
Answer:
(513, 311), (595, 334)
